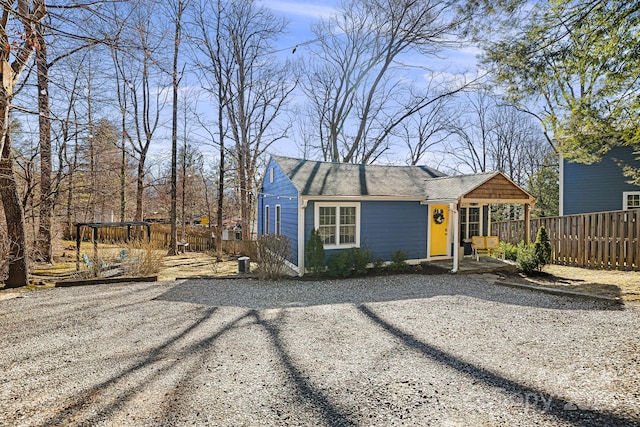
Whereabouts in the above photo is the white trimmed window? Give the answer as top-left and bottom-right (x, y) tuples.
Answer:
(269, 167), (274, 183)
(315, 202), (360, 248)
(264, 205), (270, 234)
(275, 205), (281, 235)
(460, 206), (481, 240)
(623, 192), (640, 210)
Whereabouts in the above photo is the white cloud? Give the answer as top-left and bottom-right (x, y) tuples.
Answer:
(260, 0), (337, 20)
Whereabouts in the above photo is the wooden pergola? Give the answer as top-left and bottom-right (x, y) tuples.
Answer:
(451, 172), (536, 272)
(74, 221), (151, 271)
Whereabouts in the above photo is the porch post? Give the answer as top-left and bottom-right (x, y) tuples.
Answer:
(450, 202), (459, 273)
(524, 203), (531, 244)
(75, 224), (81, 271)
(297, 198), (307, 276)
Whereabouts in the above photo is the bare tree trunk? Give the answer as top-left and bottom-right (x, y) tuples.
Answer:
(180, 144), (186, 240)
(120, 140), (126, 222)
(0, 130), (29, 288)
(216, 106), (224, 253)
(0, 1), (47, 286)
(134, 153), (146, 222)
(36, 18), (53, 263)
(168, 0), (185, 255)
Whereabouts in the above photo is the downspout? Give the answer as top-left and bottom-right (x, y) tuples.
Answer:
(559, 152), (564, 216)
(297, 197), (307, 276)
(450, 202), (459, 273)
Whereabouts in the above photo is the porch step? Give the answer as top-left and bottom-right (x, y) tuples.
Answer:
(421, 257), (516, 275)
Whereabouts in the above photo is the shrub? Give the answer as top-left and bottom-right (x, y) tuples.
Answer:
(326, 251), (353, 278)
(255, 234), (292, 280)
(373, 257), (386, 273)
(389, 250), (409, 272)
(123, 240), (165, 277)
(500, 241), (519, 261)
(516, 243), (539, 275)
(534, 226), (552, 270)
(305, 228), (325, 275)
(352, 247), (371, 276)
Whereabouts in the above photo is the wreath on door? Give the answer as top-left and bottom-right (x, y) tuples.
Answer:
(433, 211), (445, 224)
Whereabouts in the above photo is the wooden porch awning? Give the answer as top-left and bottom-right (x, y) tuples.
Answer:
(460, 173), (535, 205)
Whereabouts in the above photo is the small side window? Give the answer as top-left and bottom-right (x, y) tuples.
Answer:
(275, 205), (281, 235)
(264, 205), (270, 234)
(269, 167), (274, 183)
(623, 192), (640, 210)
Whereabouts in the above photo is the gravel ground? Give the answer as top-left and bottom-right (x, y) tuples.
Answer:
(1, 274), (638, 426)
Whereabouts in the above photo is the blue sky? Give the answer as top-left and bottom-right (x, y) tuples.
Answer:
(256, 0), (484, 163)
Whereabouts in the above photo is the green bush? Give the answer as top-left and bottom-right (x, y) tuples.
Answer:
(373, 257), (386, 273)
(305, 228), (325, 275)
(389, 250), (409, 272)
(326, 251), (354, 278)
(534, 226), (552, 270)
(516, 242), (539, 275)
(500, 241), (519, 261)
(352, 247), (371, 276)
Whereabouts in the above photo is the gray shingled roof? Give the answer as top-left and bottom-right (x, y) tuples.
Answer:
(272, 155), (496, 200)
(422, 173), (497, 201)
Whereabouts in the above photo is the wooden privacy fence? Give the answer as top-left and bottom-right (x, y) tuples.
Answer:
(70, 226), (215, 252)
(149, 232), (215, 252)
(491, 209), (640, 271)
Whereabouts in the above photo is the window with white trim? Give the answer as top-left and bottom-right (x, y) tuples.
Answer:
(460, 206), (481, 240)
(623, 191), (640, 210)
(264, 205), (270, 234)
(315, 203), (360, 248)
(275, 205), (281, 235)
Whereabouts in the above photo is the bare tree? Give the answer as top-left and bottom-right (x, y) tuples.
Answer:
(446, 90), (495, 173)
(399, 94), (452, 165)
(31, 0), (121, 261)
(191, 0), (294, 240)
(300, 0), (470, 164)
(166, 0), (188, 255)
(1, 1), (47, 287)
(190, 0), (231, 252)
(109, 1), (168, 225)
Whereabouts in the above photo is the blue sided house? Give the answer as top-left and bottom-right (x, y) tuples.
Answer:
(560, 146), (640, 215)
(258, 155), (535, 275)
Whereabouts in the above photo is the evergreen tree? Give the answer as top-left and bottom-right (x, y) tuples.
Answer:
(305, 228), (325, 275)
(533, 226), (552, 271)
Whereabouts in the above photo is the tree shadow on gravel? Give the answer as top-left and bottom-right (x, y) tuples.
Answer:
(37, 307), (253, 427)
(357, 304), (639, 427)
(253, 309), (356, 426)
(157, 276), (624, 311)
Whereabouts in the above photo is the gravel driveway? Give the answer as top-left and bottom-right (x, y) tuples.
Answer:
(1, 274), (638, 426)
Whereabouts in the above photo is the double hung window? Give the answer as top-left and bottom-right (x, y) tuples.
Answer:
(315, 203), (359, 248)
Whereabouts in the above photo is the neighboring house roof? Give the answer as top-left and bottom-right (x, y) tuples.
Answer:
(271, 155), (535, 203)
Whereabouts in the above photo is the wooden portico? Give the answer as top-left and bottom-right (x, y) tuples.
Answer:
(423, 171), (535, 273)
(452, 172), (535, 272)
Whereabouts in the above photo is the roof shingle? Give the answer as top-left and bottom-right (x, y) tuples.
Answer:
(272, 155), (508, 201)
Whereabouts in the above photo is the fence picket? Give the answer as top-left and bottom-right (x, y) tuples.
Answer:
(491, 209), (640, 271)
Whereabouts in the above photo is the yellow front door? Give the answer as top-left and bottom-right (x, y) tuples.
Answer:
(430, 205), (448, 257)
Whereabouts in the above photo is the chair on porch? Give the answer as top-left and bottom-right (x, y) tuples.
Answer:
(471, 236), (489, 261)
(485, 236), (505, 260)
(471, 236), (505, 261)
